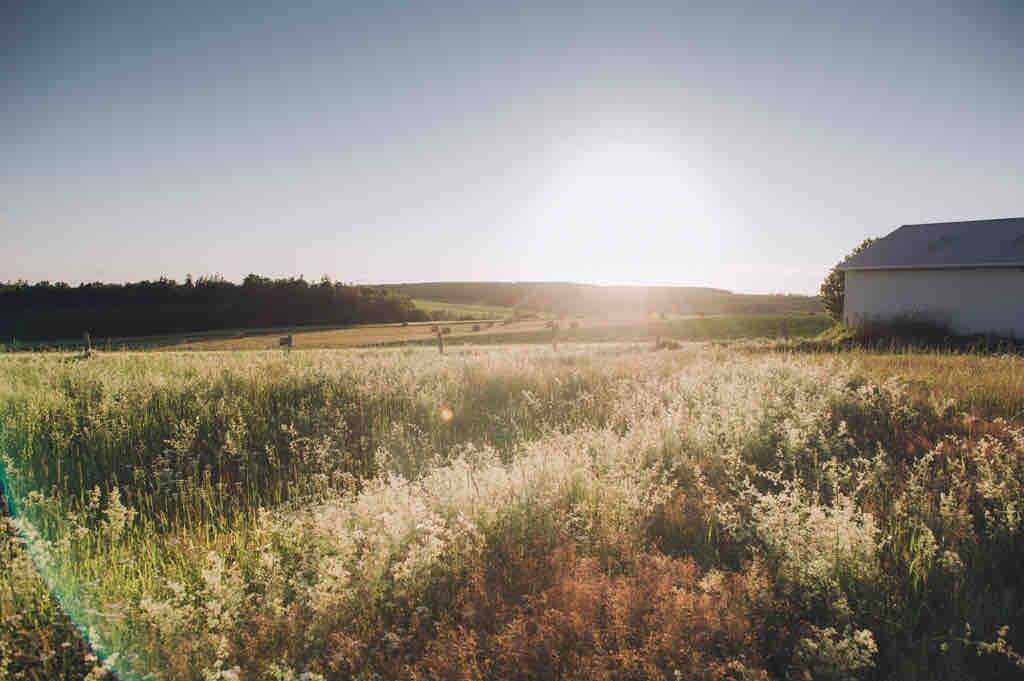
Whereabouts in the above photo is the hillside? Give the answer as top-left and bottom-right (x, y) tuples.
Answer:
(385, 281), (822, 316)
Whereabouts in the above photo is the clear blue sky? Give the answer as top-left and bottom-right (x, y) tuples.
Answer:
(4, 0), (1022, 294)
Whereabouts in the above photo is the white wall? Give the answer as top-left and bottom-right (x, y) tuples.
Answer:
(844, 268), (1024, 337)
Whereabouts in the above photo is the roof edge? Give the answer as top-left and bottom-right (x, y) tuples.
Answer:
(900, 216), (1024, 229)
(839, 262), (1024, 272)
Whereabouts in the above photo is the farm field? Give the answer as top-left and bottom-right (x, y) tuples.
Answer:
(173, 313), (831, 351)
(3, 313), (830, 353)
(408, 298), (514, 319)
(4, 320), (502, 353)
(135, 313), (833, 352)
(387, 313), (832, 349)
(3, 343), (1024, 680)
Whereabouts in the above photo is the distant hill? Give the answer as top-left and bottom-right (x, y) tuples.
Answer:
(385, 282), (822, 317)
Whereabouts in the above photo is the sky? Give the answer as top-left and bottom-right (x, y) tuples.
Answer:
(3, 0), (1023, 294)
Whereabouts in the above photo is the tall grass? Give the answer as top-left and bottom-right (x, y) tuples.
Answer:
(2, 345), (1023, 680)
(846, 351), (1024, 419)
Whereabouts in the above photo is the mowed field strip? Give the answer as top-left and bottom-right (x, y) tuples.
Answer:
(408, 298), (515, 318)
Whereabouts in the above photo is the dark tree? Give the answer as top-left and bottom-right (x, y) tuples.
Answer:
(0, 275), (428, 340)
(820, 237), (878, 322)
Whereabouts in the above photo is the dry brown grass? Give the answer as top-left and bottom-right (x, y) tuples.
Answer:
(159, 318), (570, 351)
(838, 352), (1024, 420)
(407, 543), (771, 681)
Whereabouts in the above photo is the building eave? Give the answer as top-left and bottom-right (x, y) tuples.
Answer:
(839, 263), (1024, 272)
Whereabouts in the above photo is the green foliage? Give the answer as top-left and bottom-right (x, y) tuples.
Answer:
(0, 275), (428, 341)
(0, 518), (99, 680)
(820, 238), (878, 322)
(2, 346), (1024, 680)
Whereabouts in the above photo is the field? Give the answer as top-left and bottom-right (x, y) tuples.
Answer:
(409, 298), (514, 319)
(173, 313), (830, 351)
(5, 313), (831, 353)
(3, 342), (1024, 680)
(389, 314), (832, 348)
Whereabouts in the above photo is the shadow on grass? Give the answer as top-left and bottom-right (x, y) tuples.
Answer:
(785, 318), (1024, 356)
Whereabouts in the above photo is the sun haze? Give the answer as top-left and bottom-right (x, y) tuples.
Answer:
(3, 1), (1023, 293)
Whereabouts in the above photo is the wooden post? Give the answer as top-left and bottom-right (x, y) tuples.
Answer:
(83, 331), (92, 356)
(551, 320), (559, 351)
(279, 335), (293, 353)
(780, 319), (789, 341)
(437, 328), (445, 355)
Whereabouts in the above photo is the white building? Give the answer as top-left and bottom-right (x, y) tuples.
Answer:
(839, 217), (1024, 338)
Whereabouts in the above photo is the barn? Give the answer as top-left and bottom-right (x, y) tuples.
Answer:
(838, 217), (1024, 337)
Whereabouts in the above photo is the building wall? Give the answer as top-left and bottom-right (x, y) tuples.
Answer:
(844, 268), (1024, 337)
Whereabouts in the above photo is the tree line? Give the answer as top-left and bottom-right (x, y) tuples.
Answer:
(0, 275), (428, 341)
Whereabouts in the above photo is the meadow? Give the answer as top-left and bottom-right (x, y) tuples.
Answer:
(3, 312), (830, 353)
(2, 343), (1024, 680)
(408, 299), (513, 320)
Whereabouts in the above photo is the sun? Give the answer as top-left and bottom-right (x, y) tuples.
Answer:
(551, 139), (690, 211)
(528, 134), (719, 280)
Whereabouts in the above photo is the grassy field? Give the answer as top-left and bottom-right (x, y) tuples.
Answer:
(3, 320), (495, 353)
(409, 298), (513, 319)
(3, 313), (831, 352)
(387, 313), (832, 348)
(3, 343), (1024, 680)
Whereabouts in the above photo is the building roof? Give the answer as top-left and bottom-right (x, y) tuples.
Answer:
(839, 217), (1024, 270)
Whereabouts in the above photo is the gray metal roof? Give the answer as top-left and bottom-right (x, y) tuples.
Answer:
(839, 217), (1024, 270)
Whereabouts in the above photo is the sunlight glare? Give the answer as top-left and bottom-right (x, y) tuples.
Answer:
(529, 134), (720, 280)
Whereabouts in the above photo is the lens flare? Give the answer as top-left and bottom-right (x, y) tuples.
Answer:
(439, 407), (454, 422)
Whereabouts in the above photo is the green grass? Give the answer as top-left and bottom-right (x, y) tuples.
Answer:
(3, 313), (830, 353)
(388, 312), (833, 347)
(410, 298), (513, 319)
(3, 343), (1024, 680)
